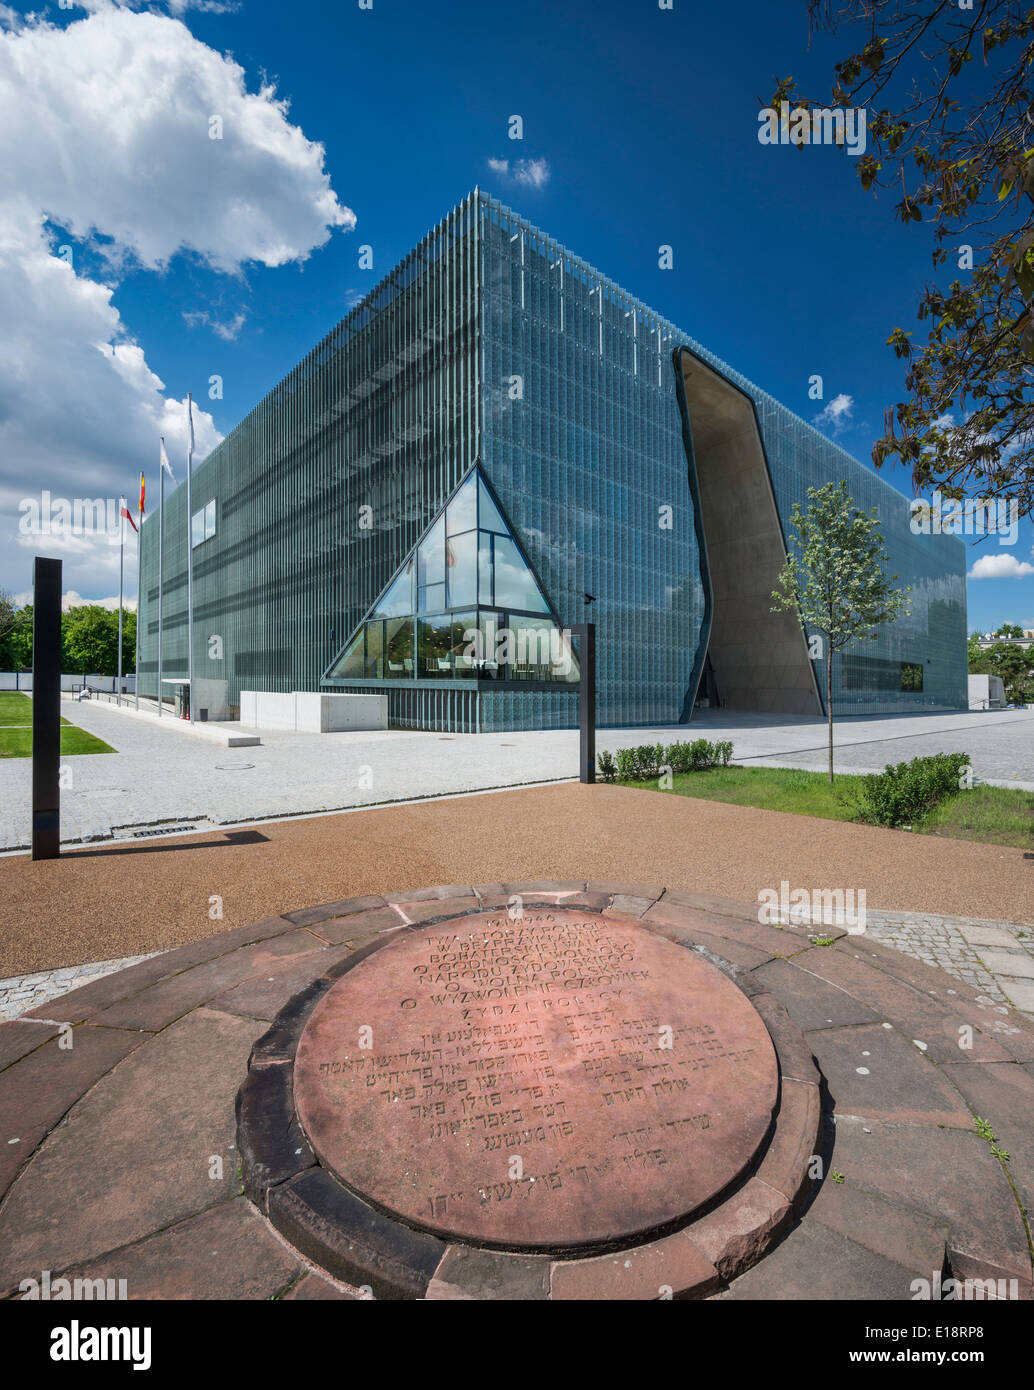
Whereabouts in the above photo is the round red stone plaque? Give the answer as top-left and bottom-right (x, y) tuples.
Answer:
(293, 909), (779, 1249)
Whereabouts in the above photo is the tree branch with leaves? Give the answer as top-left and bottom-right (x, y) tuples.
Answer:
(774, 0), (1034, 517)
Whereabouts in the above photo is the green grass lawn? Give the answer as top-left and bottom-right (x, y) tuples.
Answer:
(0, 692), (113, 757)
(623, 765), (1034, 851)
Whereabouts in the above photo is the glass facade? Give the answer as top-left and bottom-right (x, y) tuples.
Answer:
(138, 190), (967, 731)
(324, 467), (577, 686)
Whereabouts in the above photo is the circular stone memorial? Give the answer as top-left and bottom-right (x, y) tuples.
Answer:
(292, 907), (779, 1250)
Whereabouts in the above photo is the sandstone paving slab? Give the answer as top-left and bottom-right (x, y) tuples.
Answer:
(644, 922), (775, 971)
(282, 895), (389, 928)
(549, 1231), (720, 1301)
(830, 1113), (1032, 1283)
(426, 1246), (551, 1301)
(717, 1212), (925, 1300)
(643, 900), (814, 958)
(85, 931), (326, 1031)
(386, 894), (482, 925)
(20, 914), (298, 1025)
(807, 1023), (974, 1128)
(752, 958), (881, 1033)
(805, 1179), (948, 1278)
(794, 945), (1018, 1065)
(0, 1024), (148, 1200)
(281, 1272), (362, 1300)
(0, 1007), (257, 1294)
(62, 1197), (303, 1301)
(302, 906), (405, 946)
(0, 1020), (58, 1071)
(209, 942), (353, 1021)
(938, 1062), (1034, 1224)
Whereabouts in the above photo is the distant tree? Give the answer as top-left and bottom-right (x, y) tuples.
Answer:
(970, 637), (1034, 703)
(775, 1), (1034, 517)
(995, 622), (1024, 638)
(61, 606), (133, 677)
(967, 631), (984, 667)
(772, 481), (912, 783)
(0, 589), (15, 644)
(0, 604), (33, 670)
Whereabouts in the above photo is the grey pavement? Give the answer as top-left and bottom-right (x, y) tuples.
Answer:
(0, 695), (1031, 852)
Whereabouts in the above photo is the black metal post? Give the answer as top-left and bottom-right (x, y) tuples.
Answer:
(32, 557), (62, 859)
(573, 621), (595, 784)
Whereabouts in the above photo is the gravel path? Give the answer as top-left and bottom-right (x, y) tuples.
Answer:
(1, 781), (1031, 979)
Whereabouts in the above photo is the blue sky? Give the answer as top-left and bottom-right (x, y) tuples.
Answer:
(2, 0), (1031, 631)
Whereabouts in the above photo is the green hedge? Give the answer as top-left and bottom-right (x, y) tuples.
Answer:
(598, 738), (733, 783)
(854, 752), (970, 828)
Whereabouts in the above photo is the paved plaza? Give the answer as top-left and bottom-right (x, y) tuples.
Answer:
(1, 883), (1031, 1300)
(0, 694), (1031, 852)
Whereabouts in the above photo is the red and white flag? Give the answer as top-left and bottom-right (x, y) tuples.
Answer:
(120, 499), (138, 533)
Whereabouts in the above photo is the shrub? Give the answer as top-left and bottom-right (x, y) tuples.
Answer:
(597, 748), (617, 783)
(609, 737), (735, 782)
(854, 752), (970, 828)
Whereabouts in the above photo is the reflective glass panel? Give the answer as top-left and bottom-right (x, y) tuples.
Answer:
(327, 629), (364, 679)
(385, 617), (414, 678)
(478, 476), (508, 534)
(364, 620), (383, 678)
(451, 611), (478, 679)
(418, 515), (445, 586)
(492, 535), (550, 612)
(446, 473), (478, 536)
(418, 581), (445, 613)
(446, 531), (477, 607)
(374, 567), (414, 618)
(478, 532), (494, 604)
(416, 613), (454, 677)
(506, 615), (579, 682)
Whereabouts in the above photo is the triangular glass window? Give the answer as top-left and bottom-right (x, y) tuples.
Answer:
(323, 466), (578, 685)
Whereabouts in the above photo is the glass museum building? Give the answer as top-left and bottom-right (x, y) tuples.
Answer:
(137, 190), (967, 732)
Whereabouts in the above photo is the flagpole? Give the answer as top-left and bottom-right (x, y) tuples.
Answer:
(157, 440), (165, 718)
(117, 498), (125, 708)
(186, 393), (194, 724)
(135, 476), (142, 711)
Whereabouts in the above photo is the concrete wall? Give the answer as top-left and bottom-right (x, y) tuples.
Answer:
(679, 355), (820, 716)
(0, 673), (136, 693)
(969, 674), (1005, 709)
(240, 690), (388, 732)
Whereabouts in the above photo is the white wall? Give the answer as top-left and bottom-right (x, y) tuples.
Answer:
(240, 690), (388, 732)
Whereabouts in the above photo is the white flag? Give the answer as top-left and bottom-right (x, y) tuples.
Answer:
(160, 438), (175, 481)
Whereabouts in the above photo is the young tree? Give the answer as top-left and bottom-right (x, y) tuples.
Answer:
(772, 481), (912, 782)
(774, 1), (1034, 517)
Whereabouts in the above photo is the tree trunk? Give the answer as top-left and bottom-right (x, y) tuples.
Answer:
(827, 649), (834, 785)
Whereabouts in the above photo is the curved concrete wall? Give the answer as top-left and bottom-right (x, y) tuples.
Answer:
(677, 350), (822, 716)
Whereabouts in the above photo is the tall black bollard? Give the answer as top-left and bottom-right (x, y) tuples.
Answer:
(32, 557), (62, 860)
(572, 622), (596, 784)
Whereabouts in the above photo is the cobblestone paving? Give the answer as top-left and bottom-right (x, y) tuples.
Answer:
(3, 908), (1032, 1022)
(0, 951), (162, 1021)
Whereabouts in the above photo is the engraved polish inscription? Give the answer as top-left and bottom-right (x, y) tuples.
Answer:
(294, 910), (779, 1249)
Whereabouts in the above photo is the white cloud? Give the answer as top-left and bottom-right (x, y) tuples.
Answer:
(967, 554), (1034, 579)
(0, 6), (353, 602)
(812, 393), (854, 436)
(487, 156), (550, 189)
